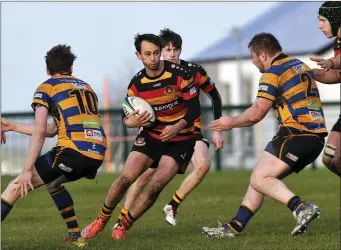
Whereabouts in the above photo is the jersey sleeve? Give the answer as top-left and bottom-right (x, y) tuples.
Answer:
(196, 67), (215, 93)
(31, 83), (52, 111)
(178, 70), (197, 100)
(257, 73), (279, 102)
(126, 79), (139, 97)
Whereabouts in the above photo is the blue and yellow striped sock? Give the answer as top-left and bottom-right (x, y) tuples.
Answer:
(50, 186), (80, 239)
(229, 205), (255, 232)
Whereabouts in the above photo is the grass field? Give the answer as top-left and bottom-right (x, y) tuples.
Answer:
(1, 169), (340, 250)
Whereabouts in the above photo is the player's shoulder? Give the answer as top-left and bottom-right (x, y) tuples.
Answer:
(181, 59), (207, 76)
(127, 68), (144, 88)
(164, 60), (191, 80)
(267, 54), (305, 76)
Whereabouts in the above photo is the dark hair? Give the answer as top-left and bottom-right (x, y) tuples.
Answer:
(248, 32), (282, 56)
(134, 33), (161, 53)
(159, 28), (182, 49)
(45, 44), (76, 75)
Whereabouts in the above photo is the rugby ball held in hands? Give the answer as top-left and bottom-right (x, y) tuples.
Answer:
(122, 96), (156, 124)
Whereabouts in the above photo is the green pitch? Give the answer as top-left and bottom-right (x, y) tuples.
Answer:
(1, 169), (340, 250)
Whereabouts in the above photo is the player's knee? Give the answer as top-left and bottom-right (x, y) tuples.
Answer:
(322, 155), (333, 168)
(46, 181), (63, 193)
(249, 173), (264, 192)
(194, 160), (210, 178)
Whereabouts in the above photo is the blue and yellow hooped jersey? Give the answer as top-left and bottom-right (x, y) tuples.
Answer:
(257, 54), (328, 135)
(32, 74), (107, 160)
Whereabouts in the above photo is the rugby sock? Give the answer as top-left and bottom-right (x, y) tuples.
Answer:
(287, 196), (305, 212)
(1, 198), (13, 222)
(98, 202), (115, 223)
(118, 207), (128, 220)
(120, 212), (136, 230)
(229, 205), (255, 232)
(168, 191), (184, 209)
(50, 187), (81, 239)
(114, 207), (129, 225)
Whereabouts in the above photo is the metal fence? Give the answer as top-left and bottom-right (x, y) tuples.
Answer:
(1, 102), (339, 176)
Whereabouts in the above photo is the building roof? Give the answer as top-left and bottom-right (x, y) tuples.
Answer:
(191, 2), (333, 63)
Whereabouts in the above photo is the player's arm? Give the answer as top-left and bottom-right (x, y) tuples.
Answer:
(23, 106), (48, 172)
(312, 68), (341, 84)
(205, 87), (222, 120)
(200, 74), (224, 149)
(1, 118), (57, 137)
(209, 73), (277, 131)
(228, 98), (272, 128)
(160, 74), (200, 142)
(16, 105), (48, 196)
(122, 81), (151, 128)
(311, 55), (341, 71)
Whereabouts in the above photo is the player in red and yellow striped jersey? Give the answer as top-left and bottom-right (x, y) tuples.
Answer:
(117, 28), (224, 227)
(204, 33), (326, 238)
(310, 1), (341, 176)
(1, 45), (106, 247)
(81, 33), (201, 240)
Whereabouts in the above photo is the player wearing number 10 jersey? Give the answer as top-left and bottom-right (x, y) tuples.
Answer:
(1, 44), (106, 247)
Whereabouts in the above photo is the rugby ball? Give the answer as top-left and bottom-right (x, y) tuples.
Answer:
(122, 96), (155, 124)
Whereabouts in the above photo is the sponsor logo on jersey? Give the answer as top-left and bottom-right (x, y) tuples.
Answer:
(153, 100), (180, 111)
(258, 85), (269, 92)
(83, 120), (101, 129)
(309, 111), (323, 120)
(34, 93), (43, 99)
(84, 129), (102, 141)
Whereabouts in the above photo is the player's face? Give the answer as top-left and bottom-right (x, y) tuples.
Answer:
(250, 50), (266, 73)
(162, 43), (181, 64)
(137, 41), (161, 71)
(318, 16), (333, 38)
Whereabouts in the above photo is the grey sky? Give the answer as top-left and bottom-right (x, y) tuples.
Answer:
(1, 1), (276, 112)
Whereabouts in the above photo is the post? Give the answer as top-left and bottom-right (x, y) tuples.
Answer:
(215, 149), (222, 171)
(311, 160), (317, 170)
(122, 122), (129, 161)
(103, 77), (112, 172)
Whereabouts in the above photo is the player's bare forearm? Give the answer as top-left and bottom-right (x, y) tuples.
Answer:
(10, 122), (57, 137)
(175, 119), (187, 131)
(232, 100), (270, 128)
(23, 127), (46, 172)
(231, 107), (260, 128)
(23, 106), (48, 172)
(313, 69), (341, 84)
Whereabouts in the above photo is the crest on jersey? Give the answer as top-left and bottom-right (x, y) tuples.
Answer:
(164, 86), (175, 96)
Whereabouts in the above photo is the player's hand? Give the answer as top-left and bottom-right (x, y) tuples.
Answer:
(124, 110), (152, 128)
(208, 116), (235, 131)
(1, 132), (6, 144)
(16, 170), (34, 198)
(212, 130), (224, 150)
(160, 125), (180, 142)
(310, 56), (334, 71)
(1, 118), (15, 132)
